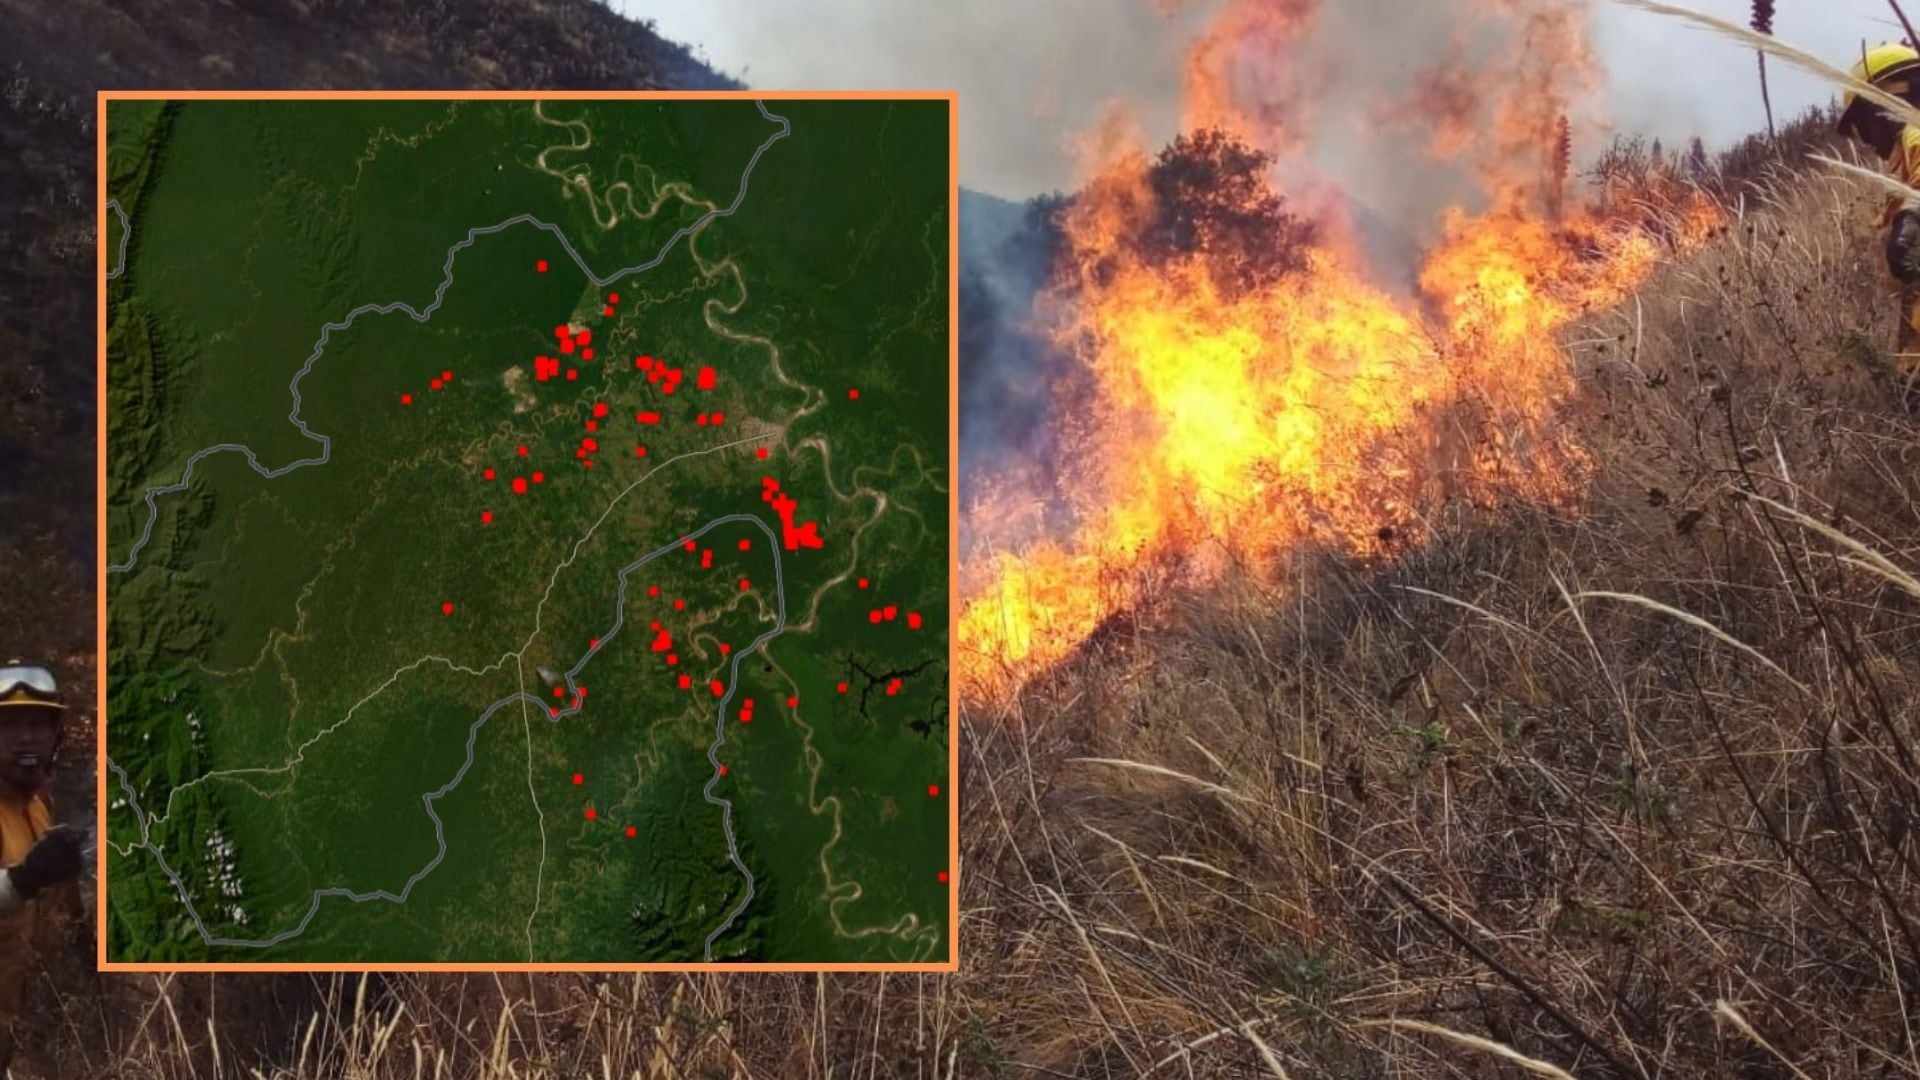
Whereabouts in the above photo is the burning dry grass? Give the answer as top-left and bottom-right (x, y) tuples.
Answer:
(18, 163), (1920, 1080)
(958, 129), (1726, 698)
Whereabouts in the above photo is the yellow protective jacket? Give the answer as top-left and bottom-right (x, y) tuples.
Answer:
(1884, 127), (1920, 364)
(1885, 126), (1920, 225)
(0, 788), (74, 1033)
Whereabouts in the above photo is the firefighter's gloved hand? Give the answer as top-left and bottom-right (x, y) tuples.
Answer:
(10, 825), (84, 898)
(1889, 210), (1920, 282)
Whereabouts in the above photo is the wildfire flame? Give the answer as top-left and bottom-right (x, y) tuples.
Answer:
(959, 0), (1726, 697)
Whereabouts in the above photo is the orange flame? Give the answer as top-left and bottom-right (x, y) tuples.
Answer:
(959, 1), (1724, 698)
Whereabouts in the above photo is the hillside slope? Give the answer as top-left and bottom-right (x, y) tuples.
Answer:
(47, 160), (1920, 1079)
(1, 0), (737, 98)
(946, 167), (1920, 1076)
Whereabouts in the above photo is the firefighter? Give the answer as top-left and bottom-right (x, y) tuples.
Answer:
(0, 662), (84, 1074)
(1838, 41), (1920, 387)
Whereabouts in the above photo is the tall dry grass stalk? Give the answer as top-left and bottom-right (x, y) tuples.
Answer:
(1889, 0), (1920, 48)
(1752, 0), (1777, 141)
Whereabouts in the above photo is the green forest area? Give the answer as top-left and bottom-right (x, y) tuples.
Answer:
(102, 98), (951, 965)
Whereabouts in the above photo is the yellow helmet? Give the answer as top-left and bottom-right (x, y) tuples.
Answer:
(1840, 42), (1920, 150)
(0, 662), (65, 713)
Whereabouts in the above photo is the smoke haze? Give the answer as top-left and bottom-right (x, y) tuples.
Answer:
(620, 0), (1900, 540)
(624, 0), (1898, 201)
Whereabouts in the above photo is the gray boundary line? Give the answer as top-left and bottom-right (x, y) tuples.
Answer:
(106, 198), (131, 280)
(108, 99), (790, 575)
(108, 512), (786, 955)
(696, 517), (788, 960)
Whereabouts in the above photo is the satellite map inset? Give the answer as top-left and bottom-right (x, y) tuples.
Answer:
(100, 95), (953, 967)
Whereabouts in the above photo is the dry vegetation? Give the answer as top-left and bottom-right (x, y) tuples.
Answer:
(16, 132), (1920, 1080)
(11, 0), (1920, 1071)
(0, 0), (734, 100)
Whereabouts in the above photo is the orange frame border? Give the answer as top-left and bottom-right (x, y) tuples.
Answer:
(94, 89), (960, 974)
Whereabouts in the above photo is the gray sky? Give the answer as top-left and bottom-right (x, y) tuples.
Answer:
(622, 0), (1910, 200)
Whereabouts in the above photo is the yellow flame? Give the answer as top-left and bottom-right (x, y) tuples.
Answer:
(959, 145), (1724, 698)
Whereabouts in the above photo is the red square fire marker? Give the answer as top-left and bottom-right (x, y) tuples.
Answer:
(739, 578), (751, 590)
(537, 260), (548, 272)
(441, 602), (454, 615)
(908, 612), (923, 629)
(518, 445), (530, 457)
(484, 468), (495, 481)
(787, 696), (798, 707)
(756, 447), (769, 460)
(678, 674), (692, 689)
(572, 772), (583, 785)
(938, 871), (949, 883)
(512, 477), (528, 494)
(719, 765), (728, 776)
(858, 578), (869, 589)
(739, 539), (751, 551)
(532, 472), (545, 484)
(585, 807), (596, 821)
(481, 510), (493, 524)
(401, 393), (412, 405)
(837, 681), (848, 694)
(869, 610), (882, 624)
(625, 826), (636, 837)
(710, 680), (724, 697)
(929, 784), (939, 797)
